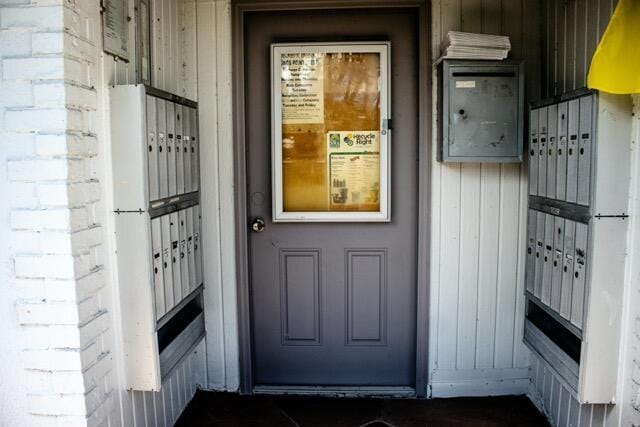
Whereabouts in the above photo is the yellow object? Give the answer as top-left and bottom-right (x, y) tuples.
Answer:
(587, 0), (640, 94)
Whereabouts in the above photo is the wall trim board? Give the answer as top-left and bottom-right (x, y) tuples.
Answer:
(431, 367), (530, 382)
(430, 367), (530, 398)
(197, 0), (242, 392)
(431, 379), (530, 398)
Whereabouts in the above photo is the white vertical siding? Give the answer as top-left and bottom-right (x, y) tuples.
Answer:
(533, 4), (640, 427)
(149, 0), (198, 99)
(129, 339), (207, 427)
(529, 353), (612, 427)
(103, 1), (204, 425)
(107, 0), (197, 100)
(541, 0), (617, 98)
(429, 0), (541, 397)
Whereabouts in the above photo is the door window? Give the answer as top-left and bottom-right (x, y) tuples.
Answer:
(271, 43), (391, 222)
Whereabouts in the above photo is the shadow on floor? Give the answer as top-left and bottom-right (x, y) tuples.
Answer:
(176, 391), (549, 426)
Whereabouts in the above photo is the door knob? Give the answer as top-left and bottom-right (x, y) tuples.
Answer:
(251, 218), (266, 233)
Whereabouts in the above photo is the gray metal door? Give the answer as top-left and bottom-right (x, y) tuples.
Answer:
(245, 9), (418, 386)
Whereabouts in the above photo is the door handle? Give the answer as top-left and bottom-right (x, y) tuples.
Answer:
(251, 218), (266, 233)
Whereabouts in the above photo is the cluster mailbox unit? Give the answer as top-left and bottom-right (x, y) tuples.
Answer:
(110, 85), (205, 391)
(524, 90), (632, 403)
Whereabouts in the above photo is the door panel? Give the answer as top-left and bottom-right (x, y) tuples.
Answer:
(245, 9), (418, 386)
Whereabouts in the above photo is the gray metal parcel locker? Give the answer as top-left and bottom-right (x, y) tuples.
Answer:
(523, 91), (632, 404)
(109, 85), (204, 391)
(438, 60), (524, 163)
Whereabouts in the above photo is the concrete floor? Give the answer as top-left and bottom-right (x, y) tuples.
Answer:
(176, 391), (549, 426)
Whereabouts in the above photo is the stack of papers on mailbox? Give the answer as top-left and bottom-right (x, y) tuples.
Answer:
(440, 31), (511, 60)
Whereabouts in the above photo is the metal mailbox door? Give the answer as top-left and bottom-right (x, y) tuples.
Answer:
(528, 109), (539, 196)
(546, 104), (558, 199)
(151, 217), (165, 318)
(449, 72), (520, 158)
(559, 219), (576, 320)
(166, 102), (177, 197)
(169, 212), (182, 304)
(182, 107), (192, 193)
(146, 95), (159, 202)
(556, 102), (568, 201)
(190, 108), (199, 192)
(525, 209), (537, 294)
(175, 105), (185, 195)
(537, 107), (548, 196)
(541, 213), (554, 305)
(571, 222), (589, 329)
(192, 205), (202, 287)
(161, 214), (175, 312)
(534, 211), (546, 299)
(186, 206), (196, 293)
(550, 216), (564, 313)
(577, 95), (593, 206)
(566, 99), (580, 203)
(178, 209), (190, 297)
(156, 99), (169, 199)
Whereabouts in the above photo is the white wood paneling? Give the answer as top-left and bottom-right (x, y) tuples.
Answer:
(102, 1), (203, 424)
(105, 0), (197, 100)
(529, 353), (613, 427)
(429, 0), (540, 397)
(541, 0), (618, 98)
(130, 339), (207, 427)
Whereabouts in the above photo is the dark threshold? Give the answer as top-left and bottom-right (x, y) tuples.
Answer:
(176, 390), (549, 426)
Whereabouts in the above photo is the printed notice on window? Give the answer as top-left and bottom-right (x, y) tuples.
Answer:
(281, 53), (324, 124)
(327, 131), (380, 210)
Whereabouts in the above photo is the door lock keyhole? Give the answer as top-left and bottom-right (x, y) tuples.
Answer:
(251, 218), (266, 233)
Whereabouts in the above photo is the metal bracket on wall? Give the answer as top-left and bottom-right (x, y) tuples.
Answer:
(594, 213), (629, 220)
(114, 208), (145, 215)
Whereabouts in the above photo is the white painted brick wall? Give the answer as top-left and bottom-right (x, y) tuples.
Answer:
(1, 0), (117, 425)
